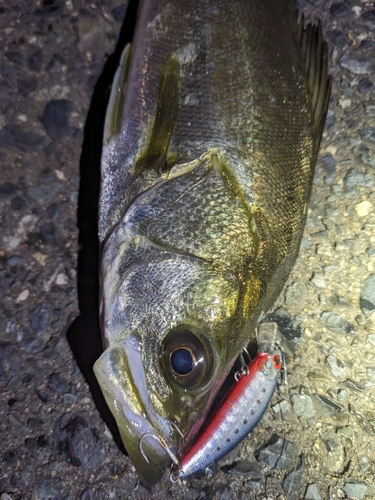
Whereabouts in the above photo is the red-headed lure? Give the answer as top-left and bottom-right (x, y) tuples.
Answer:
(177, 351), (282, 478)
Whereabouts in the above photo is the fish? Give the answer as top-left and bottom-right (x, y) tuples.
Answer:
(93, 0), (330, 485)
(177, 351), (282, 477)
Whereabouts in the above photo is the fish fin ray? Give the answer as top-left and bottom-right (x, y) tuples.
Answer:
(137, 54), (180, 172)
(299, 19), (331, 152)
(103, 44), (132, 146)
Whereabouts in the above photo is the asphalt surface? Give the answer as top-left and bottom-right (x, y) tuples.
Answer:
(1, 1), (375, 499)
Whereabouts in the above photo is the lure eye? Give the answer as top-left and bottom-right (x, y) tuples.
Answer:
(161, 326), (216, 391)
(170, 348), (195, 375)
(272, 354), (282, 370)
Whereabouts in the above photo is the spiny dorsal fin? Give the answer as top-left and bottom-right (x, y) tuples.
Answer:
(299, 16), (331, 152)
(136, 54), (180, 173)
(104, 44), (132, 146)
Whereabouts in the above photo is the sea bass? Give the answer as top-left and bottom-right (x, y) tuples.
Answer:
(93, 0), (330, 484)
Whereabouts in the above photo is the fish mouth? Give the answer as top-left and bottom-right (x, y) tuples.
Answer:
(93, 335), (178, 485)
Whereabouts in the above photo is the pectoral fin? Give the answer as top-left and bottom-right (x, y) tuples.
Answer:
(299, 18), (331, 153)
(103, 44), (132, 146)
(136, 54), (180, 173)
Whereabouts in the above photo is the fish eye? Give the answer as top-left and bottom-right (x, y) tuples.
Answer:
(170, 348), (195, 375)
(161, 326), (216, 391)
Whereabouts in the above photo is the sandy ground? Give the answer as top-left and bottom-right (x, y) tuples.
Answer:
(1, 0), (375, 499)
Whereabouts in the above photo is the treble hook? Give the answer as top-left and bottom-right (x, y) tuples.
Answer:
(169, 420), (184, 438)
(139, 433), (181, 469)
(234, 347), (251, 381)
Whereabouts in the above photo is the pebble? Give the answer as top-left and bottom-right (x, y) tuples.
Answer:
(344, 168), (374, 188)
(320, 312), (355, 335)
(0, 182), (17, 198)
(41, 100), (72, 140)
(312, 394), (345, 416)
(360, 274), (375, 315)
(339, 54), (371, 74)
(16, 289), (29, 302)
(0, 124), (44, 152)
(291, 393), (315, 419)
(305, 484), (322, 500)
(354, 201), (374, 217)
(29, 303), (49, 335)
(310, 273), (326, 288)
(343, 483), (367, 499)
(52, 413), (104, 468)
(326, 355), (346, 378)
(360, 127), (375, 143)
(257, 436), (299, 471)
(221, 459), (262, 478)
(32, 476), (63, 500)
(285, 282), (307, 313)
(56, 273), (68, 286)
(26, 182), (62, 205)
(47, 372), (70, 394)
(357, 77), (374, 94)
(283, 457), (304, 500)
(28, 49), (43, 72)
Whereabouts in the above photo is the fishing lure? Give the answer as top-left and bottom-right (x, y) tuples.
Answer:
(177, 351), (282, 478)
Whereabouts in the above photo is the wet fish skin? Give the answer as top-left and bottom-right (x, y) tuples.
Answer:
(94, 0), (330, 484)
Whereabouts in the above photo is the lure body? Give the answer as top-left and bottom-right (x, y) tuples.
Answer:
(179, 352), (282, 477)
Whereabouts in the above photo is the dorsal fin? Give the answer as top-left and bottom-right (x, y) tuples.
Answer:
(136, 54), (180, 173)
(299, 16), (331, 152)
(103, 44), (132, 146)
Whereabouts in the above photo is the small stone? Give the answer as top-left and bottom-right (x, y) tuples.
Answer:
(0, 124), (44, 152)
(11, 195), (27, 211)
(16, 289), (29, 302)
(330, 3), (349, 17)
(221, 459), (262, 478)
(285, 282), (307, 313)
(282, 456), (304, 500)
(112, 5), (127, 22)
(344, 168), (374, 187)
(310, 273), (326, 288)
(305, 484), (322, 500)
(56, 273), (68, 286)
(343, 482), (367, 499)
(312, 394), (345, 417)
(41, 100), (72, 140)
(32, 476), (62, 500)
(355, 201), (374, 217)
(29, 303), (49, 335)
(360, 274), (375, 315)
(17, 77), (38, 96)
(52, 413), (104, 468)
(320, 312), (355, 335)
(0, 182), (17, 198)
(339, 54), (371, 74)
(337, 426), (354, 443)
(326, 355), (346, 378)
(257, 436), (299, 471)
(291, 393), (315, 419)
(5, 51), (24, 65)
(272, 400), (294, 420)
(360, 128), (375, 143)
(300, 237), (313, 249)
(28, 49), (43, 72)
(48, 372), (70, 394)
(32, 252), (48, 266)
(358, 77), (374, 94)
(39, 222), (58, 246)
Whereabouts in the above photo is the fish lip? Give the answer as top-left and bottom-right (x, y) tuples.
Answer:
(93, 335), (177, 484)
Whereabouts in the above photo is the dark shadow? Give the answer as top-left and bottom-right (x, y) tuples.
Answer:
(66, 0), (140, 453)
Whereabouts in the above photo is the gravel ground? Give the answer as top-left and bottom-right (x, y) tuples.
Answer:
(1, 1), (375, 499)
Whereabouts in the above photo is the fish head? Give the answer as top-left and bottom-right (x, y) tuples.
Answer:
(94, 241), (247, 484)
